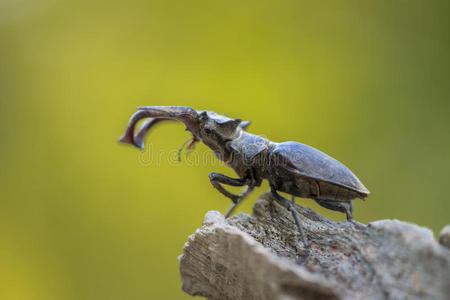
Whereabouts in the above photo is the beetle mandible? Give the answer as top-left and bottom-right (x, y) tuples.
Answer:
(118, 106), (370, 254)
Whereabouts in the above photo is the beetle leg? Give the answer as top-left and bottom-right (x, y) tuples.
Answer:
(314, 199), (353, 221)
(208, 172), (249, 201)
(349, 201), (353, 217)
(208, 173), (253, 217)
(270, 187), (310, 260)
(224, 186), (254, 218)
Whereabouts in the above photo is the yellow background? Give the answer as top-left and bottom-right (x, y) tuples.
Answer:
(1, 1), (449, 299)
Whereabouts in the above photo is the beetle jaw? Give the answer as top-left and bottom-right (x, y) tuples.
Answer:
(118, 106), (202, 150)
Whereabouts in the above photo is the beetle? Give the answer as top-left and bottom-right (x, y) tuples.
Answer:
(118, 106), (370, 255)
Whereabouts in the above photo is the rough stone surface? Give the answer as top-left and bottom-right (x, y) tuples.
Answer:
(179, 193), (450, 300)
(439, 225), (450, 249)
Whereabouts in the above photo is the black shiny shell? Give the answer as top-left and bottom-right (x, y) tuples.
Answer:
(271, 142), (370, 196)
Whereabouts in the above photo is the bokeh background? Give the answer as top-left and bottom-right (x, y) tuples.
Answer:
(1, 0), (449, 299)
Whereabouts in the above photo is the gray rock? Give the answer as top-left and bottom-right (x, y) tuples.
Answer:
(179, 193), (450, 300)
(439, 225), (450, 249)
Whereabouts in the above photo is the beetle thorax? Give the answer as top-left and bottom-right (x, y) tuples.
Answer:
(225, 131), (272, 182)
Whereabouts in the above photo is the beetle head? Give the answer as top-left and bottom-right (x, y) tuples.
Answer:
(118, 106), (251, 155)
(197, 111), (243, 152)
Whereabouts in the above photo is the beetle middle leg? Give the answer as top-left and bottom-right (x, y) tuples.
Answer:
(270, 187), (310, 260)
(349, 200), (353, 217)
(314, 199), (353, 221)
(208, 173), (254, 218)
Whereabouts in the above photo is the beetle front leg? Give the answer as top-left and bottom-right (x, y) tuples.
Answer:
(208, 173), (253, 218)
(208, 173), (248, 202)
(224, 186), (254, 218)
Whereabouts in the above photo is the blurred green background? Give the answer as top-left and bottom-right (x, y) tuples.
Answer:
(1, 0), (449, 299)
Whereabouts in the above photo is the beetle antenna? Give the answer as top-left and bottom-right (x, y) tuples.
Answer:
(178, 138), (192, 162)
(185, 145), (195, 159)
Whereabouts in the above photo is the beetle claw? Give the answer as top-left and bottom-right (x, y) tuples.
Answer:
(119, 106), (201, 150)
(134, 118), (170, 150)
(118, 132), (141, 149)
(117, 134), (134, 146)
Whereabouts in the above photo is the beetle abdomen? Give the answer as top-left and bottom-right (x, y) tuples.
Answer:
(269, 141), (370, 200)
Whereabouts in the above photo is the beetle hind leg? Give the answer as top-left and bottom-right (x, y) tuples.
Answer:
(314, 199), (353, 221)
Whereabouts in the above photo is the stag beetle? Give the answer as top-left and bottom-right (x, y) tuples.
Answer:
(119, 106), (370, 255)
